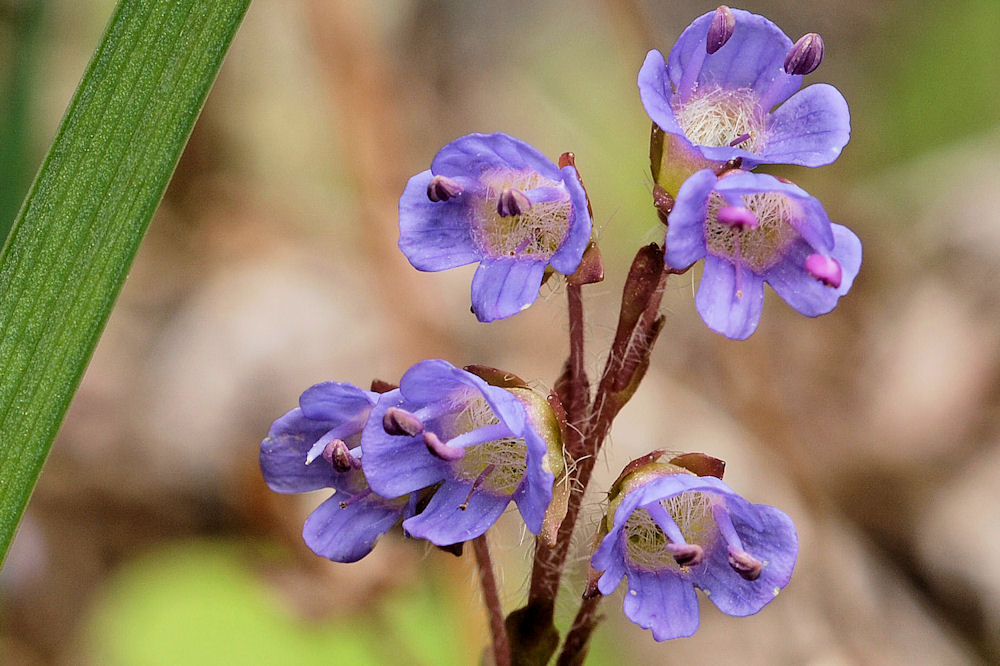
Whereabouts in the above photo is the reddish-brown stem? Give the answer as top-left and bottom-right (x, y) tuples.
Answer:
(517, 247), (675, 666)
(564, 282), (588, 458)
(556, 594), (604, 666)
(473, 535), (511, 666)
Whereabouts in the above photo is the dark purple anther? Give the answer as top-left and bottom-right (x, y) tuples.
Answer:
(728, 547), (763, 581)
(717, 205), (758, 230)
(497, 187), (532, 217)
(423, 431), (466, 461)
(383, 406), (424, 437)
(706, 6), (736, 54)
(321, 439), (361, 473)
(666, 542), (705, 567)
(784, 33), (824, 76)
(805, 253), (842, 288)
(427, 175), (463, 202)
(728, 132), (751, 147)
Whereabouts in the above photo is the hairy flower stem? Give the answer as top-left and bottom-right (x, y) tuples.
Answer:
(563, 283), (590, 459)
(556, 594), (604, 666)
(474, 534), (511, 666)
(512, 245), (675, 664)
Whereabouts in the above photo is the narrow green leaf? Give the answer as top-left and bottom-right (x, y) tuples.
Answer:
(0, 0), (252, 563)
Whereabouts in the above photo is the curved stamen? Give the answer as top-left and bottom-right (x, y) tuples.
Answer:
(728, 547), (763, 581)
(459, 463), (497, 510)
(338, 487), (373, 509)
(805, 253), (843, 288)
(728, 132), (752, 147)
(424, 431), (466, 461)
(644, 501), (687, 544)
(322, 439), (361, 473)
(666, 542), (705, 567)
(383, 407), (424, 437)
(427, 175), (463, 202)
(712, 503), (763, 580)
(306, 420), (364, 464)
(497, 188), (533, 217)
(717, 205), (759, 230)
(412, 400), (461, 424)
(711, 503), (745, 552)
(442, 423), (514, 451)
(645, 502), (704, 567)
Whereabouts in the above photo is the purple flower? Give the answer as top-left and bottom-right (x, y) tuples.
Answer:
(259, 381), (412, 563)
(638, 7), (849, 169)
(665, 168), (861, 339)
(398, 133), (592, 322)
(360, 360), (561, 546)
(592, 470), (798, 641)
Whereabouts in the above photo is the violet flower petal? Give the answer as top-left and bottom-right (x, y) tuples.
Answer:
(695, 255), (765, 340)
(667, 9), (799, 104)
(664, 168), (716, 268)
(398, 359), (526, 431)
(765, 223), (861, 317)
(299, 381), (377, 423)
(624, 566), (701, 641)
(402, 479), (510, 545)
(764, 83), (851, 167)
(259, 409), (341, 494)
(510, 425), (554, 534)
(637, 49), (686, 136)
(431, 132), (562, 181)
(548, 165), (593, 274)
(303, 493), (405, 563)
(398, 170), (481, 271)
(692, 504), (798, 616)
(470, 257), (548, 323)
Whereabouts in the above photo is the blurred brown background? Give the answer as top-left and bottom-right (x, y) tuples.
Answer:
(2, 0), (999, 663)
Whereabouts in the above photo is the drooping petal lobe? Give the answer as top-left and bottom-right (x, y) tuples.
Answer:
(260, 409), (341, 493)
(403, 480), (510, 545)
(665, 168), (716, 268)
(470, 258), (548, 323)
(304, 493), (406, 563)
(764, 84), (850, 167)
(696, 255), (765, 340)
(623, 567), (701, 641)
(398, 171), (481, 271)
(765, 225), (861, 317)
(694, 503), (797, 616)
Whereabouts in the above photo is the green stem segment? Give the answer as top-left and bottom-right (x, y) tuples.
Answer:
(0, 0), (252, 564)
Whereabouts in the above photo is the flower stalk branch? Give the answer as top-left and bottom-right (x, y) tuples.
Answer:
(474, 534), (511, 666)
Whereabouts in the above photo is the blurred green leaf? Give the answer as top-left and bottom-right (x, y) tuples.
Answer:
(85, 540), (478, 665)
(869, 0), (1000, 165)
(0, 0), (251, 564)
(85, 542), (386, 665)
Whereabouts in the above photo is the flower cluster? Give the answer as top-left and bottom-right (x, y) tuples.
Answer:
(641, 6), (860, 339)
(259, 360), (563, 560)
(259, 4), (859, 657)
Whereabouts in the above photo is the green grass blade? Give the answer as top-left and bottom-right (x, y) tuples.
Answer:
(0, 0), (252, 563)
